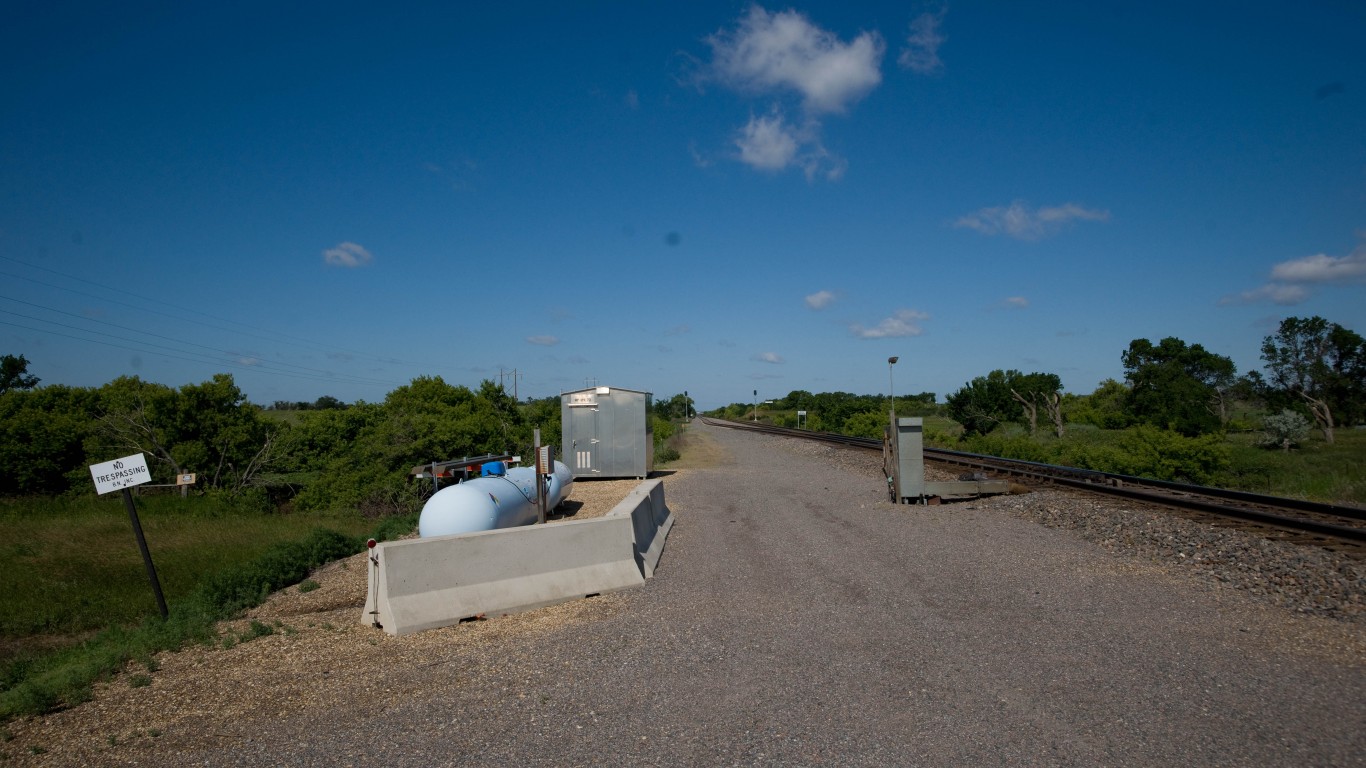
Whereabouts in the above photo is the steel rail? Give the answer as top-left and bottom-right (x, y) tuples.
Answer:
(698, 416), (1366, 543)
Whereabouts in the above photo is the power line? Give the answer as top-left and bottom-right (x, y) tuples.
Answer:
(0, 295), (398, 386)
(0, 255), (442, 369)
(0, 318), (407, 388)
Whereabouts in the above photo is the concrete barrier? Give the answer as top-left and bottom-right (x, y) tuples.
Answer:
(608, 478), (674, 578)
(363, 514), (644, 636)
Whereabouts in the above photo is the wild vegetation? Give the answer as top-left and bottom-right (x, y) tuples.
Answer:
(707, 316), (1365, 502)
(0, 360), (583, 720)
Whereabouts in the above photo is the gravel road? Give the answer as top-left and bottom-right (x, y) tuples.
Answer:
(8, 421), (1363, 766)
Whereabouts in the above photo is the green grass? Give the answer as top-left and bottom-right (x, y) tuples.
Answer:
(1222, 427), (1366, 504)
(926, 421), (1365, 506)
(0, 513), (415, 721)
(0, 495), (374, 644)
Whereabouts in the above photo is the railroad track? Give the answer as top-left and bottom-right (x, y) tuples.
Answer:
(698, 416), (1366, 550)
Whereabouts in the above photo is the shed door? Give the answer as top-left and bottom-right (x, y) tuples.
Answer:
(570, 406), (599, 473)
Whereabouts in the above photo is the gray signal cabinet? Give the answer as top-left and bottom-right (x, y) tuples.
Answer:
(886, 415), (1008, 503)
(561, 386), (654, 479)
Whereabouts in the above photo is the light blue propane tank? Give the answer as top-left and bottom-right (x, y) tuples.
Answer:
(418, 460), (574, 537)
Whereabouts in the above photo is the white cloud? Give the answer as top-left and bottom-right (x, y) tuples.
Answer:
(1002, 296), (1029, 309)
(526, 335), (560, 346)
(1270, 248), (1366, 283)
(1219, 284), (1310, 306)
(954, 201), (1110, 240)
(702, 5), (879, 180)
(805, 289), (837, 309)
(322, 241), (373, 267)
(707, 5), (885, 115)
(1221, 237), (1366, 306)
(688, 140), (713, 168)
(734, 111), (844, 179)
(736, 113), (800, 170)
(850, 309), (929, 339)
(898, 9), (946, 74)
(753, 351), (785, 364)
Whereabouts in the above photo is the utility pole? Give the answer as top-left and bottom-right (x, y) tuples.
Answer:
(497, 367), (524, 401)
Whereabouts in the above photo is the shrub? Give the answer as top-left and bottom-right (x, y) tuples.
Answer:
(1111, 426), (1231, 484)
(1257, 409), (1311, 450)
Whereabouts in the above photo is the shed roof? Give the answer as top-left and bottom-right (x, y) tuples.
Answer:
(560, 386), (652, 396)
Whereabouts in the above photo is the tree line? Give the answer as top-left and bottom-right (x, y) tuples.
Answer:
(704, 316), (1364, 447)
(944, 316), (1363, 443)
(0, 362), (565, 513)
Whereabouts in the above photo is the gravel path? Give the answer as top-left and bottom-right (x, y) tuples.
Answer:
(6, 422), (1363, 766)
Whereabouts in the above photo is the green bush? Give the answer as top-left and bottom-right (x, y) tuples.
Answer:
(1110, 426), (1231, 484)
(960, 433), (1056, 464)
(1257, 409), (1311, 450)
(958, 425), (1231, 486)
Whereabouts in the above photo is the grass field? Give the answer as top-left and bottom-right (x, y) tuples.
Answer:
(0, 494), (376, 665)
(748, 409), (1364, 506)
(1222, 427), (1366, 504)
(932, 422), (1366, 505)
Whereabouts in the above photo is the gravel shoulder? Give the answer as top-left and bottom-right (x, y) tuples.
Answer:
(4, 424), (1362, 766)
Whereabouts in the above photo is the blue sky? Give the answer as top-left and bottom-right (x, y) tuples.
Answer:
(2, 2), (1363, 410)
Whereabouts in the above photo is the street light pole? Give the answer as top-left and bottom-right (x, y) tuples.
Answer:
(888, 356), (899, 421)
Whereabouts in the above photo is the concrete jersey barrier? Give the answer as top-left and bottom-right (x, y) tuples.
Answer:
(363, 514), (645, 636)
(363, 479), (676, 635)
(608, 478), (674, 578)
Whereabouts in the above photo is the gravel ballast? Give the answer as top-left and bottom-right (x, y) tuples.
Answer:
(5, 422), (1362, 766)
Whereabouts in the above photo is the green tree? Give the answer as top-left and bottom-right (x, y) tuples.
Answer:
(1066, 379), (1133, 429)
(1007, 371), (1064, 437)
(1260, 316), (1366, 443)
(287, 377), (535, 514)
(0, 384), (98, 494)
(1121, 337), (1235, 436)
(521, 396), (563, 452)
(653, 393), (694, 422)
(91, 374), (275, 492)
(946, 370), (1020, 437)
(0, 353), (40, 394)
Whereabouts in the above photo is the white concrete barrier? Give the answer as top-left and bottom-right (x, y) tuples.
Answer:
(608, 478), (674, 578)
(363, 514), (644, 636)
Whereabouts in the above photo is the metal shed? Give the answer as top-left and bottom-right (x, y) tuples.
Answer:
(561, 386), (654, 479)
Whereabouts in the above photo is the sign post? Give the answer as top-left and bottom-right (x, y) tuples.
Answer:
(89, 453), (168, 619)
(176, 472), (197, 498)
(533, 429), (547, 524)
